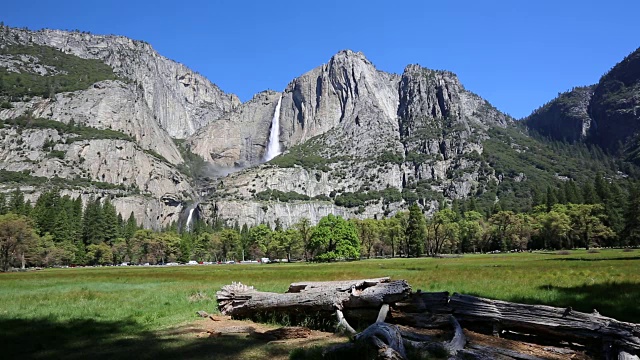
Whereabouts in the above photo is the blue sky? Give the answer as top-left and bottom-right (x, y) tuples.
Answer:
(3, 0), (639, 118)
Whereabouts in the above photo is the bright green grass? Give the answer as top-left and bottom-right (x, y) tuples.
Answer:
(1, 249), (638, 359)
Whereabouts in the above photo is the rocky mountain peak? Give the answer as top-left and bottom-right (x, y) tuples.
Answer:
(328, 49), (372, 66)
(1, 26), (240, 138)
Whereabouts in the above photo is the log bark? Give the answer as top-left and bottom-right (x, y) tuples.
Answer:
(216, 278), (411, 318)
(354, 322), (407, 360)
(444, 293), (640, 353)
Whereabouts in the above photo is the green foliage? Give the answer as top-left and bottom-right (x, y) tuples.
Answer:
(1, 115), (134, 143)
(376, 151), (404, 165)
(334, 187), (402, 208)
(268, 135), (348, 171)
(142, 149), (170, 164)
(47, 150), (65, 159)
(0, 43), (118, 100)
(1, 250), (640, 360)
(173, 139), (208, 179)
(255, 189), (310, 202)
(309, 214), (360, 261)
(0, 212), (39, 270)
(405, 204), (426, 257)
(478, 124), (634, 214)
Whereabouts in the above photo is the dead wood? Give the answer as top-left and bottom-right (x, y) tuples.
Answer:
(216, 278), (411, 318)
(250, 326), (312, 341)
(445, 293), (640, 353)
(216, 279), (640, 359)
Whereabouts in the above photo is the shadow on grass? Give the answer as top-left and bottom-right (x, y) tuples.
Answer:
(508, 281), (640, 323)
(545, 256), (640, 262)
(0, 317), (283, 360)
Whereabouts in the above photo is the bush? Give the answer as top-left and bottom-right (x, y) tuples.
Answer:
(1, 116), (134, 143)
(0, 44), (119, 99)
(255, 189), (310, 202)
(47, 150), (65, 159)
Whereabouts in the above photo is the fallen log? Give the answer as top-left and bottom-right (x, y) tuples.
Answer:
(216, 279), (640, 359)
(445, 293), (640, 354)
(392, 292), (639, 356)
(216, 278), (411, 319)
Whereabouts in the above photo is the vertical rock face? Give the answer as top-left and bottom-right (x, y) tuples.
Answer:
(187, 91), (282, 167)
(399, 64), (510, 134)
(524, 47), (640, 164)
(588, 47), (640, 155)
(205, 52), (515, 227)
(524, 86), (595, 143)
(0, 80), (183, 165)
(279, 50), (402, 157)
(3, 27), (240, 138)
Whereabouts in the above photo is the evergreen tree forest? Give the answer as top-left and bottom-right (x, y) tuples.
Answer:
(1, 175), (639, 271)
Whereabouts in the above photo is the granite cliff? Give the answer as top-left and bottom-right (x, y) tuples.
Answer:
(1, 25), (637, 229)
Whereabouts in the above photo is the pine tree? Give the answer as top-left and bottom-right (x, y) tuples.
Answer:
(581, 182), (598, 204)
(82, 197), (104, 245)
(594, 174), (611, 203)
(564, 180), (582, 204)
(32, 189), (62, 236)
(52, 208), (74, 243)
(9, 188), (26, 215)
(101, 198), (119, 245)
(0, 193), (6, 215)
(555, 185), (567, 204)
(405, 204), (426, 257)
(124, 212), (138, 240)
(545, 186), (557, 212)
(623, 182), (640, 246)
(71, 196), (83, 241)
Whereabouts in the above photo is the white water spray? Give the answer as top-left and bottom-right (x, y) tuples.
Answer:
(263, 95), (283, 161)
(185, 207), (195, 232)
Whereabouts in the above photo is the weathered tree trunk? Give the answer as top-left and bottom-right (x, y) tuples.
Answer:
(392, 291), (640, 355)
(216, 278), (411, 318)
(446, 293), (640, 353)
(217, 279), (640, 359)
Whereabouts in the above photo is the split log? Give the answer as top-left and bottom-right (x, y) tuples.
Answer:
(216, 278), (411, 319)
(444, 293), (640, 354)
(403, 315), (466, 357)
(336, 309), (357, 335)
(354, 322), (407, 360)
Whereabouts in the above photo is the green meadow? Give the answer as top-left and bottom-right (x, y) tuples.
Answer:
(1, 249), (639, 359)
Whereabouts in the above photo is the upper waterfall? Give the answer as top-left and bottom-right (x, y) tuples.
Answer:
(185, 207), (195, 232)
(263, 95), (283, 161)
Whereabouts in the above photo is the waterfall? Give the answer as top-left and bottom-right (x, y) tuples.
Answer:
(185, 207), (195, 232)
(263, 95), (283, 161)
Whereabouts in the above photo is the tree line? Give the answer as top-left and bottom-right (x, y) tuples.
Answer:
(1, 175), (639, 270)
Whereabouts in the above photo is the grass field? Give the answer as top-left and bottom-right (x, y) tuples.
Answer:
(1, 249), (639, 359)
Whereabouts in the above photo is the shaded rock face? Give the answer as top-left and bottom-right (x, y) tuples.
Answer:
(279, 50), (402, 158)
(589, 47), (640, 155)
(524, 86), (595, 143)
(0, 80), (183, 165)
(2, 27), (240, 138)
(187, 91), (281, 167)
(524, 48), (640, 164)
